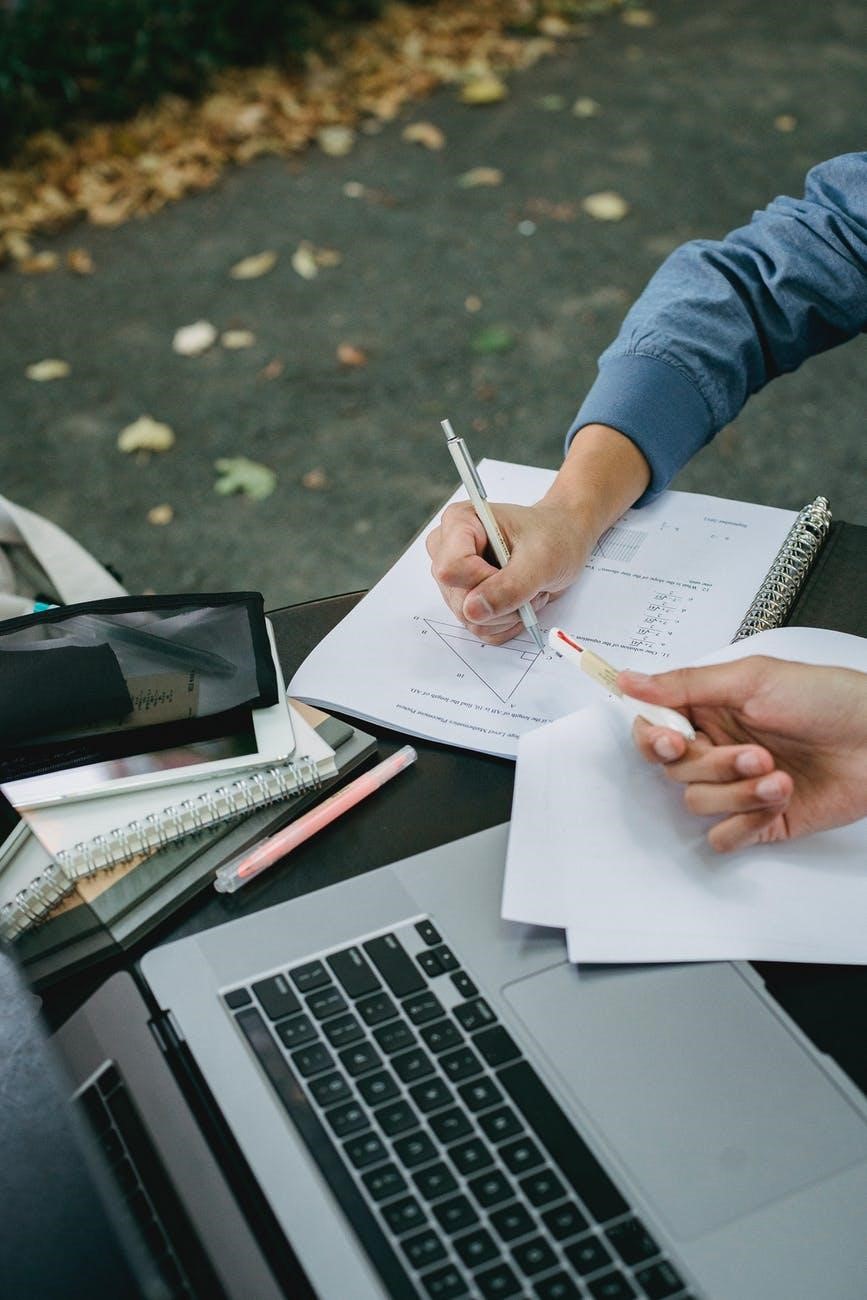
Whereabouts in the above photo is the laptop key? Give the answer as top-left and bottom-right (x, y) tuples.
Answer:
(420, 1019), (463, 1055)
(501, 1136), (545, 1176)
(418, 950), (446, 979)
(420, 1263), (469, 1299)
(478, 1106), (523, 1144)
(363, 934), (426, 997)
(289, 960), (331, 994)
(222, 987), (252, 1010)
(375, 1100), (418, 1137)
(429, 1107), (473, 1144)
(382, 1195), (428, 1235)
(449, 1136), (494, 1176)
(412, 1162), (459, 1202)
(415, 919), (442, 946)
(404, 991), (445, 1025)
(430, 944), (459, 972)
(393, 1130), (438, 1169)
(450, 970), (478, 1000)
(511, 1236), (559, 1277)
(489, 1202), (535, 1242)
(344, 1132), (389, 1170)
(439, 1046), (484, 1082)
(541, 1201), (589, 1242)
(588, 1270), (638, 1299)
(633, 1260), (686, 1299)
(275, 1013), (317, 1050)
(322, 1012), (365, 1049)
(432, 1193), (479, 1234)
(357, 1070), (400, 1107)
(251, 974), (301, 1020)
(409, 1078), (454, 1115)
(519, 1167), (567, 1207)
(457, 1076), (502, 1112)
(401, 1228), (448, 1270)
(392, 1047), (435, 1084)
(474, 1026), (522, 1068)
(339, 1041), (382, 1077)
(534, 1273), (581, 1300)
(357, 992), (399, 1026)
(308, 1072), (352, 1108)
(327, 946), (381, 998)
(564, 1233), (614, 1276)
(453, 1226), (499, 1268)
(291, 1042), (334, 1077)
(453, 998), (496, 1034)
(362, 1162), (408, 1201)
(468, 1169), (513, 1209)
(498, 1061), (629, 1222)
(605, 1217), (661, 1267)
(475, 1262), (522, 1298)
(373, 1019), (417, 1055)
(306, 985), (348, 1021)
(324, 1100), (368, 1139)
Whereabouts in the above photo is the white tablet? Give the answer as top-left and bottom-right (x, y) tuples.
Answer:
(2, 620), (295, 807)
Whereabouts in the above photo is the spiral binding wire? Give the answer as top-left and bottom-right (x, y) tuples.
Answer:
(732, 497), (831, 642)
(0, 755), (325, 940)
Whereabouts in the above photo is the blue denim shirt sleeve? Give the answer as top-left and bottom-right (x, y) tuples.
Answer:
(566, 152), (867, 504)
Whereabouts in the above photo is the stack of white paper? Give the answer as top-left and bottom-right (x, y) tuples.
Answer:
(503, 626), (867, 965)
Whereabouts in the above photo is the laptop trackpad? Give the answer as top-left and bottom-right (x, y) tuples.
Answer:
(503, 961), (867, 1240)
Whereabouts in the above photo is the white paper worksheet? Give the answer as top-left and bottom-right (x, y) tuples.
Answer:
(503, 626), (867, 965)
(290, 462), (797, 758)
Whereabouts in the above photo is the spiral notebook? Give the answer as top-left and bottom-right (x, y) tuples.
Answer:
(290, 466), (833, 760)
(0, 703), (339, 941)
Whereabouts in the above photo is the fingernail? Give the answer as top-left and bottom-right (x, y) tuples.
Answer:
(755, 774), (784, 801)
(463, 593), (493, 622)
(653, 735), (679, 761)
(735, 750), (764, 776)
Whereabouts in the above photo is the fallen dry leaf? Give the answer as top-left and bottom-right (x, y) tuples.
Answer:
(25, 358), (70, 381)
(582, 190), (630, 222)
(147, 504), (174, 525)
(301, 468), (329, 490)
(621, 8), (657, 27)
(774, 113), (797, 132)
(460, 75), (508, 105)
(172, 320), (217, 356)
(337, 342), (368, 367)
(536, 94), (566, 111)
(117, 415), (176, 453)
(317, 125), (355, 156)
(572, 96), (601, 117)
(537, 15), (572, 37)
(66, 247), (95, 274)
(230, 250), (278, 280)
(401, 121), (446, 150)
(292, 241), (319, 279)
(221, 328), (256, 349)
(19, 250), (59, 274)
(464, 295), (482, 312)
(457, 166), (504, 188)
(214, 456), (276, 500)
(259, 358), (284, 380)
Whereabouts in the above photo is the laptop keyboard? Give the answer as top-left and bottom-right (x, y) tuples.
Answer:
(77, 1062), (223, 1300)
(224, 918), (696, 1300)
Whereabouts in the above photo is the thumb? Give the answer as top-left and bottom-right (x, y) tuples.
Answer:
(462, 552), (542, 623)
(617, 658), (769, 711)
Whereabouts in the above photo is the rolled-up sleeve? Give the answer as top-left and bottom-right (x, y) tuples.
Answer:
(567, 152), (867, 503)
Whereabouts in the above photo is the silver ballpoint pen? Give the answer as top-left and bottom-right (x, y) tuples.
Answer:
(441, 419), (546, 652)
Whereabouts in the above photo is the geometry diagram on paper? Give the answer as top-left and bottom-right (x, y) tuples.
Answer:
(421, 619), (545, 703)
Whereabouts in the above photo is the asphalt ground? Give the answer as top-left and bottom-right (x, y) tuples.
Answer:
(2, 0), (865, 609)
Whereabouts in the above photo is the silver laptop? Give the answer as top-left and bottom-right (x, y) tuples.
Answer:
(54, 822), (867, 1300)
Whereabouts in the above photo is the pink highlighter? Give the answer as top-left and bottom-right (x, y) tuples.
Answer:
(214, 745), (418, 893)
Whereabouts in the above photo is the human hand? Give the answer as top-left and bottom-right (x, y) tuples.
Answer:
(425, 423), (651, 644)
(425, 499), (595, 645)
(618, 656), (867, 853)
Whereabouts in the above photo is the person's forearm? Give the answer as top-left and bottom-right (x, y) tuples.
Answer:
(543, 423), (651, 537)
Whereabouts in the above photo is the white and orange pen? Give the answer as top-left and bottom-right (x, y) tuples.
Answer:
(547, 628), (696, 740)
(213, 745), (418, 893)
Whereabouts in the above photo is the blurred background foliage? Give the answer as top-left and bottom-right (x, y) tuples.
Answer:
(0, 0), (418, 158)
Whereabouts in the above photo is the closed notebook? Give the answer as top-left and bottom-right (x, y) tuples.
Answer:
(0, 703), (337, 940)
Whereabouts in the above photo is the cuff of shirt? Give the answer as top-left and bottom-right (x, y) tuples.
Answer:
(565, 353), (714, 506)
